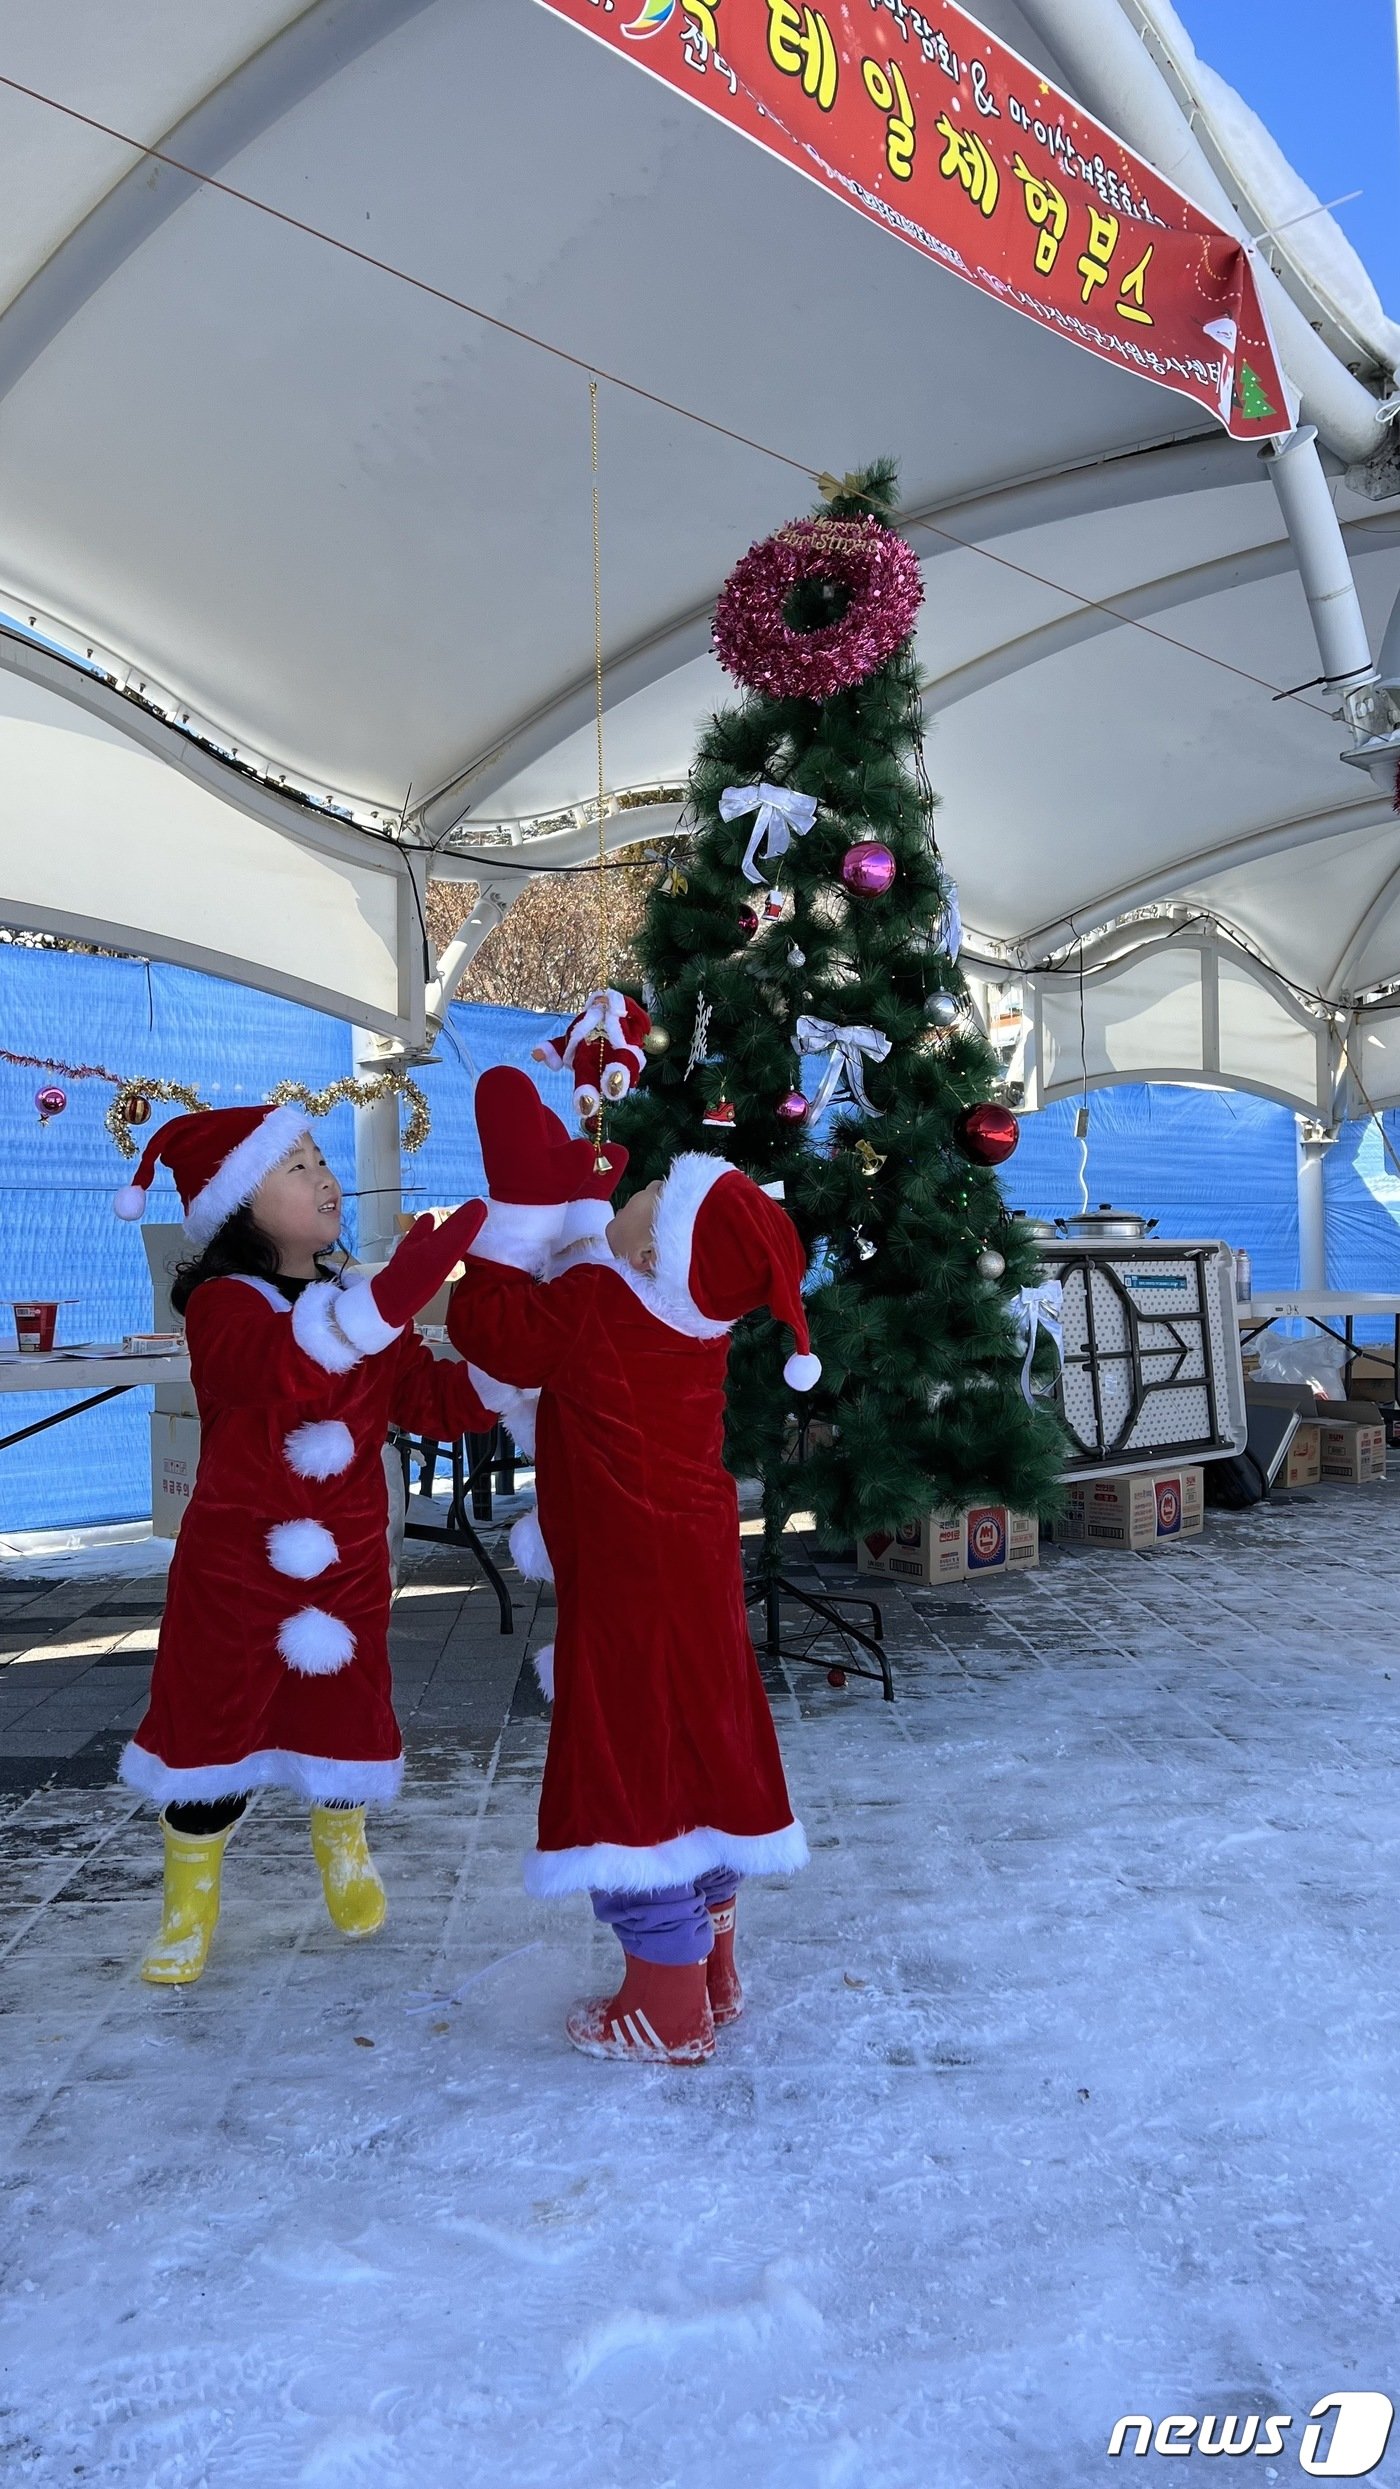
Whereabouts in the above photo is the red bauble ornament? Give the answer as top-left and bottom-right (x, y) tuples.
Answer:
(122, 1093), (153, 1126)
(954, 1102), (1020, 1165)
(827, 1667), (847, 1689)
(840, 842), (897, 898)
(737, 906), (760, 940)
(776, 1089), (808, 1124)
(34, 1084), (67, 1122)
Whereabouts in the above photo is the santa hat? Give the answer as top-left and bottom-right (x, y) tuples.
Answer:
(647, 1154), (821, 1391)
(469, 1066), (628, 1273)
(112, 1104), (314, 1247)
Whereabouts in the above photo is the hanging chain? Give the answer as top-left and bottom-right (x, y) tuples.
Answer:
(589, 378), (612, 1172)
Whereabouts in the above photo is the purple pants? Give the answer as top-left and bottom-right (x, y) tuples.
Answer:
(591, 1869), (739, 1966)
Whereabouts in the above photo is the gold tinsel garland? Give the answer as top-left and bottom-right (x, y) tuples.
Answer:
(107, 1078), (205, 1155)
(264, 1072), (430, 1154)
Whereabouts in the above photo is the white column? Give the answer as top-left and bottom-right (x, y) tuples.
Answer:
(1265, 428), (1375, 694)
(1296, 1119), (1330, 1291)
(352, 1030), (403, 1268)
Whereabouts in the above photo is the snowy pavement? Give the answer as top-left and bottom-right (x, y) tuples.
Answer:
(1, 1484), (1399, 2487)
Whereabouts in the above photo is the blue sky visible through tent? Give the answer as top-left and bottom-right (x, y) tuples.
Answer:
(1174, 0), (1400, 311)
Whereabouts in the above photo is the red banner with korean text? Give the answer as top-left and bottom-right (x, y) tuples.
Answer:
(535, 0), (1294, 440)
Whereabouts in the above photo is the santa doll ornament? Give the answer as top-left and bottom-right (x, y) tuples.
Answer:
(447, 1070), (814, 2066)
(532, 987), (651, 1126)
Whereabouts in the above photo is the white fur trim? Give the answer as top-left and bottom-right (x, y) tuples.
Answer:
(508, 1506), (553, 1582)
(532, 1642), (555, 1701)
(523, 1818), (809, 1897)
(266, 1519), (339, 1580)
(285, 1418), (355, 1479)
(784, 1352), (822, 1392)
(557, 1198), (614, 1249)
(470, 1201), (567, 1276)
(277, 1606), (356, 1675)
(626, 1153), (736, 1341)
(330, 1272), (401, 1355)
(229, 1273), (291, 1312)
(120, 1738), (402, 1805)
(291, 1280), (362, 1374)
(182, 1104), (313, 1247)
(465, 1366), (538, 1455)
(113, 1183), (147, 1221)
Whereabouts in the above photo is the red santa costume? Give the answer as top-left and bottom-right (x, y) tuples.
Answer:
(113, 1105), (493, 1809)
(446, 1070), (814, 1912)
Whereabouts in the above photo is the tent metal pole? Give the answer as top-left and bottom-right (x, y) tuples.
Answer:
(1296, 1119), (1330, 1290)
(352, 1028), (403, 1266)
(1263, 427), (1376, 694)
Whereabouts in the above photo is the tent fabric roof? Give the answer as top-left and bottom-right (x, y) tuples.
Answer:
(0, 0), (1397, 1048)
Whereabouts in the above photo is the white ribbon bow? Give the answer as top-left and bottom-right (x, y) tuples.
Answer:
(719, 783), (818, 886)
(938, 881), (962, 964)
(793, 1015), (892, 1117)
(1010, 1281), (1064, 1406)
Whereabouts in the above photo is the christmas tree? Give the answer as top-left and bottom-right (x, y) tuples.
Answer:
(1236, 363), (1276, 423)
(611, 464), (1065, 1548)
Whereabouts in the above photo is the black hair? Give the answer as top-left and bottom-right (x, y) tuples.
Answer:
(170, 1202), (344, 1317)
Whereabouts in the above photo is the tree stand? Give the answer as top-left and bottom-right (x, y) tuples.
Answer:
(745, 1510), (893, 1700)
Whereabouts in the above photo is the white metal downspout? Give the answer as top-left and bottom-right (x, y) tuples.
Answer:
(352, 1029), (404, 1268)
(1295, 1120), (1331, 1290)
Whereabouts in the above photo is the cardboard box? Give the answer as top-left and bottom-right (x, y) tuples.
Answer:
(1281, 1422), (1321, 1488)
(1315, 1401), (1386, 1483)
(857, 1506), (1039, 1585)
(151, 1413), (201, 1540)
(1055, 1466), (1204, 1551)
(858, 1512), (966, 1586)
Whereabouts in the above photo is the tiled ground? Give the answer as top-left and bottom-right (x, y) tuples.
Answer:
(1, 1479), (1398, 2486)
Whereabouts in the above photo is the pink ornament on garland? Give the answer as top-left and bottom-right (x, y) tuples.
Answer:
(712, 514), (924, 701)
(34, 1084), (67, 1123)
(840, 841), (897, 897)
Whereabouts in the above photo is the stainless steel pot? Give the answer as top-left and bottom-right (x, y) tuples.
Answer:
(1010, 1212), (1059, 1242)
(1055, 1203), (1159, 1240)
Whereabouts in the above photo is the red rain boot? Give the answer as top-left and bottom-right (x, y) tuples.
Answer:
(705, 1895), (743, 2026)
(566, 1953), (715, 2064)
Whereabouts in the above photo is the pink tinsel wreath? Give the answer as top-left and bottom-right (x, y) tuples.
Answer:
(712, 514), (924, 700)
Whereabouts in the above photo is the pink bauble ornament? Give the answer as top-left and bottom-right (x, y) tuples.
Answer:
(736, 906), (760, 940)
(840, 842), (896, 898)
(776, 1089), (808, 1124)
(954, 1102), (1020, 1166)
(34, 1084), (67, 1122)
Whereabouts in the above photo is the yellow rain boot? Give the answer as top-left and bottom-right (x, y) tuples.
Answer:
(309, 1803), (387, 1936)
(141, 1815), (232, 1985)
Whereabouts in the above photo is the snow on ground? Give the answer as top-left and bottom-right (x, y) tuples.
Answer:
(2, 1483), (1400, 2487)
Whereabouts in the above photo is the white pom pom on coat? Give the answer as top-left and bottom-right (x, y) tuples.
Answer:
(509, 1507), (554, 1583)
(277, 1607), (356, 1676)
(283, 1420), (355, 1480)
(266, 1520), (339, 1580)
(784, 1352), (822, 1392)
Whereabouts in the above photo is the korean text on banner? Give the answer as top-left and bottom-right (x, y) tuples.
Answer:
(537, 0), (1294, 441)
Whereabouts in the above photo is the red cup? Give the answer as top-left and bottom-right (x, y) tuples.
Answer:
(11, 1301), (58, 1352)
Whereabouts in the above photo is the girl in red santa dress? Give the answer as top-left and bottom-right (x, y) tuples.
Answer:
(112, 1103), (489, 1985)
(447, 1067), (816, 2067)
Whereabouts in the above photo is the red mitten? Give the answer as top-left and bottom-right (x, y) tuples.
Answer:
(372, 1204), (487, 1329)
(330, 1204), (487, 1359)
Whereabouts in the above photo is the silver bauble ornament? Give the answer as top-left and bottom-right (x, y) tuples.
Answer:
(924, 991), (959, 1029)
(976, 1246), (1007, 1280)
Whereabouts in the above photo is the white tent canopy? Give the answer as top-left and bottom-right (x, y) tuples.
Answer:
(0, 0), (1396, 1102)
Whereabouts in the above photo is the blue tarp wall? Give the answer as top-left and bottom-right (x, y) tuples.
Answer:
(4, 946), (1400, 1530)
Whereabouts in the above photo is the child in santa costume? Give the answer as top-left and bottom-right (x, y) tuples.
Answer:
(113, 1103), (490, 1984)
(446, 1067), (816, 2066)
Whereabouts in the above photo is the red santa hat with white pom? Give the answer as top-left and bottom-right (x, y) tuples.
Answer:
(644, 1153), (821, 1391)
(112, 1103), (315, 1247)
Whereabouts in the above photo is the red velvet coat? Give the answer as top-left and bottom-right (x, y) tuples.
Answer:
(121, 1272), (493, 1807)
(447, 1206), (806, 1896)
